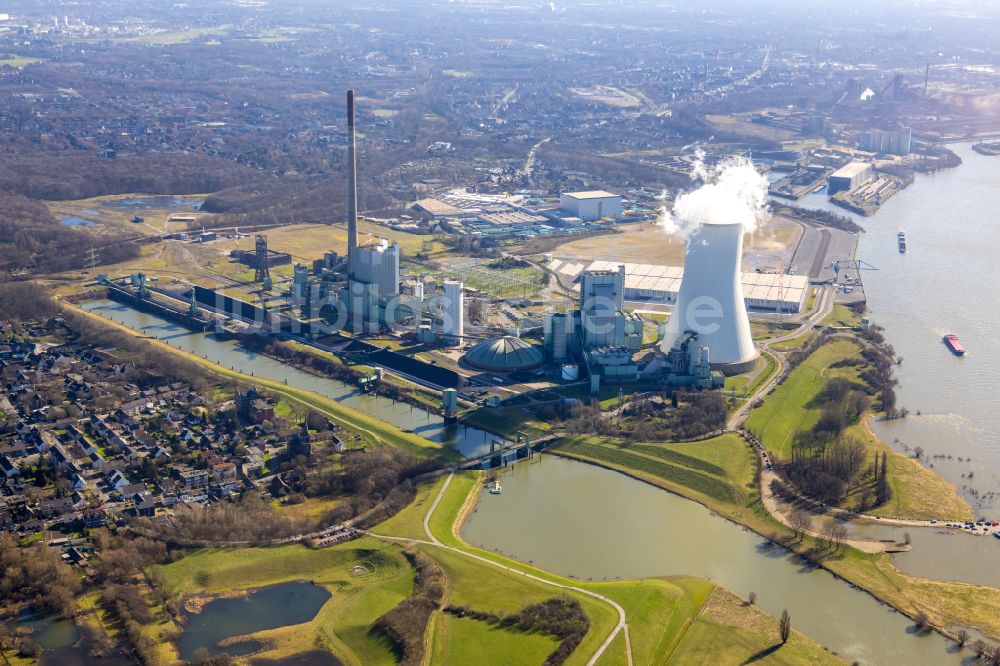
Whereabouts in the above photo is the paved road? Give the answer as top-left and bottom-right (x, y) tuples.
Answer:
(372, 471), (633, 666)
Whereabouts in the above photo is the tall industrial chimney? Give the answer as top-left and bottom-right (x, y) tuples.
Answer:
(346, 89), (359, 262)
(660, 221), (758, 374)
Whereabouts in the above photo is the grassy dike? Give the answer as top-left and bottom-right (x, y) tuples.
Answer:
(549, 432), (1000, 645)
(746, 338), (971, 520)
(416, 471), (842, 665)
(63, 300), (461, 462)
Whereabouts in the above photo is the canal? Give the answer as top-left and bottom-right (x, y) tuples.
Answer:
(462, 456), (963, 666)
(81, 300), (495, 457)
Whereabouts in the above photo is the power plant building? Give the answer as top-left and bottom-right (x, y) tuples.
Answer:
(349, 241), (400, 299)
(559, 190), (623, 222)
(828, 162), (873, 194)
(463, 336), (545, 373)
(338, 90), (407, 330)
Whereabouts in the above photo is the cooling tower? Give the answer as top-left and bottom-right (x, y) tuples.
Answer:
(661, 221), (757, 374)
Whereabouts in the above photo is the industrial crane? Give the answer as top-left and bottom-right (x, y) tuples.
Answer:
(828, 259), (878, 285)
(829, 259), (878, 275)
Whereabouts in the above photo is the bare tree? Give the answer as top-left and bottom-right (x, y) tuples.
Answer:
(789, 509), (812, 540)
(956, 629), (969, 648)
(779, 609), (791, 644)
(914, 611), (931, 632)
(748, 591), (757, 606)
(830, 523), (848, 551)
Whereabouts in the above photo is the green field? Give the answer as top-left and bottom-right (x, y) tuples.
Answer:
(746, 339), (861, 459)
(431, 613), (559, 664)
(373, 474), (449, 539)
(459, 406), (551, 439)
(666, 587), (843, 665)
(427, 472), (478, 547)
(743, 338), (970, 520)
(823, 303), (862, 328)
(0, 56), (42, 68)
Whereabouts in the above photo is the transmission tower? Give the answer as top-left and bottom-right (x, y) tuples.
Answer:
(254, 235), (271, 283)
(84, 248), (99, 278)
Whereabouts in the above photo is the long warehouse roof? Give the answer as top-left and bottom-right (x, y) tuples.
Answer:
(548, 258), (809, 303)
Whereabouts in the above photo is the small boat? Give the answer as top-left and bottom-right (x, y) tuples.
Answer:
(489, 480), (502, 495)
(943, 334), (967, 356)
(897, 231), (907, 254)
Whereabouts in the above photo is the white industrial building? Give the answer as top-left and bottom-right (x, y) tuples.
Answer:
(349, 240), (400, 299)
(828, 162), (873, 194)
(548, 259), (808, 313)
(559, 190), (623, 222)
(862, 127), (912, 156)
(660, 220), (758, 374)
(343, 239), (402, 330)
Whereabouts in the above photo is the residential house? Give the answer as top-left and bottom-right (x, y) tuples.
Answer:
(107, 469), (129, 491)
(0, 455), (18, 478)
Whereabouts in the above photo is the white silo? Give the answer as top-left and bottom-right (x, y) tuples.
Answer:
(442, 279), (464, 345)
(661, 221), (757, 374)
(550, 312), (569, 361)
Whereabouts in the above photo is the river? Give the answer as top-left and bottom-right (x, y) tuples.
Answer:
(462, 456), (962, 666)
(81, 300), (495, 457)
(790, 143), (1000, 515)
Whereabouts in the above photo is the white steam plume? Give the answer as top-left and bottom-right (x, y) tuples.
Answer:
(658, 154), (769, 239)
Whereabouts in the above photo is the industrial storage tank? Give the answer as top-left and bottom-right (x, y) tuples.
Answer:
(661, 221), (758, 374)
(442, 279), (464, 345)
(560, 363), (580, 381)
(463, 336), (545, 373)
(550, 313), (569, 361)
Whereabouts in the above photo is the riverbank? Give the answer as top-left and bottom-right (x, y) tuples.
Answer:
(540, 435), (1000, 647)
(392, 470), (844, 665)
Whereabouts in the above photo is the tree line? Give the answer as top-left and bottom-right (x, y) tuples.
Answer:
(374, 548), (445, 665)
(445, 595), (590, 666)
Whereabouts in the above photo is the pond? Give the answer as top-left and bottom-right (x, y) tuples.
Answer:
(101, 195), (204, 211)
(178, 581), (331, 661)
(13, 610), (132, 666)
(60, 215), (96, 227)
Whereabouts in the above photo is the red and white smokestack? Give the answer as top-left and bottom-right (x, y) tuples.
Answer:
(347, 89), (359, 258)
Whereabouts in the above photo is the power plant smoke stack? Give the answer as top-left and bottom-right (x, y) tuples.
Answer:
(661, 221), (758, 374)
(347, 89), (359, 264)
